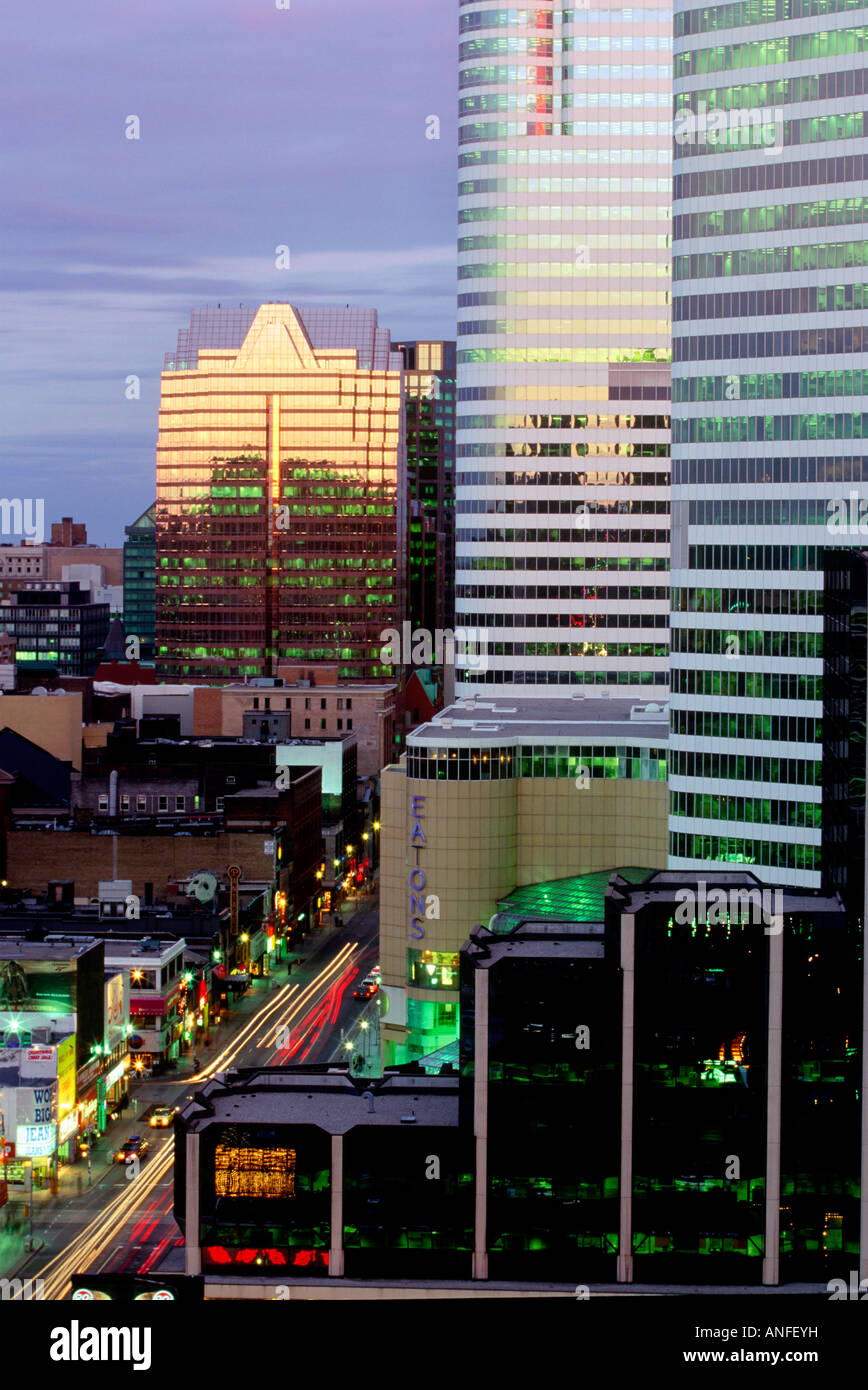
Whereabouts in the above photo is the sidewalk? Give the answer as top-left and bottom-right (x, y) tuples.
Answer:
(0, 976), (277, 1266)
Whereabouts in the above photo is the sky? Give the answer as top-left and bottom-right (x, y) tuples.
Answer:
(0, 0), (456, 544)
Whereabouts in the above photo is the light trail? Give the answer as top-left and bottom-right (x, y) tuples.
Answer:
(23, 943), (369, 1298)
(272, 961), (358, 1062)
(190, 941), (360, 1079)
(27, 1138), (176, 1300)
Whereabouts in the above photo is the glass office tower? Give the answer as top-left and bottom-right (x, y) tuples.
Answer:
(123, 502), (156, 663)
(393, 341), (457, 634)
(455, 1), (673, 697)
(669, 0), (868, 887)
(156, 304), (405, 681)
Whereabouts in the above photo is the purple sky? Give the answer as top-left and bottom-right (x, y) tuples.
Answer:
(0, 0), (456, 544)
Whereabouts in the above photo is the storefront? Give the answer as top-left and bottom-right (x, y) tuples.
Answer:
(246, 928), (269, 978)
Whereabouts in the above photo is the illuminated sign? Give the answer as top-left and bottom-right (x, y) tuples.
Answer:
(16, 1124), (56, 1158)
(227, 864), (242, 936)
(409, 794), (426, 941)
(103, 1060), (128, 1090)
(58, 1112), (78, 1143)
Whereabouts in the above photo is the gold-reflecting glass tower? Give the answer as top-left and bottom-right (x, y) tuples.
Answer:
(156, 303), (406, 681)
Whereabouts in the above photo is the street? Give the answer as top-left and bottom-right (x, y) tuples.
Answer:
(1, 891), (380, 1298)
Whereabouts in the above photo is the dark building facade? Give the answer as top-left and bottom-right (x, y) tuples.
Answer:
(176, 1070), (466, 1282)
(822, 548), (867, 921)
(123, 502), (156, 662)
(393, 341), (455, 636)
(174, 870), (865, 1294)
(0, 581), (110, 677)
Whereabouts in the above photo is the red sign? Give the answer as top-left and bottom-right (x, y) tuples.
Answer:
(227, 864), (241, 937)
(134, 998), (168, 1016)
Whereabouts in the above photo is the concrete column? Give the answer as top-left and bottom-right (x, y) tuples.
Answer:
(762, 924), (784, 1286)
(472, 967), (489, 1280)
(329, 1133), (344, 1277)
(617, 913), (635, 1283)
(185, 1130), (201, 1277)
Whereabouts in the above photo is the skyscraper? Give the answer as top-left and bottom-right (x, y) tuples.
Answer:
(155, 304), (405, 682)
(123, 502), (156, 663)
(669, 0), (868, 888)
(393, 340), (457, 635)
(455, 1), (673, 698)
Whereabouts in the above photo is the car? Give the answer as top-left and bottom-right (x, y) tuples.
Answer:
(149, 1106), (176, 1128)
(353, 982), (379, 1001)
(115, 1135), (149, 1164)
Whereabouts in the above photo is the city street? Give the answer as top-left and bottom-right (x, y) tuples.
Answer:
(0, 890), (379, 1298)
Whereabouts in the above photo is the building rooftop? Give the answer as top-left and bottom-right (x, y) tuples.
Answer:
(0, 937), (99, 961)
(606, 870), (845, 921)
(494, 866), (654, 932)
(410, 696), (669, 744)
(165, 304), (401, 373)
(179, 1068), (458, 1133)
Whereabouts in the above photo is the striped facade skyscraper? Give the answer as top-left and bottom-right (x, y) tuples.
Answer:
(455, 1), (673, 698)
(669, 0), (868, 888)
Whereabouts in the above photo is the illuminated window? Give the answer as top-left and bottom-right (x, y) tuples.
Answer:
(214, 1144), (297, 1199)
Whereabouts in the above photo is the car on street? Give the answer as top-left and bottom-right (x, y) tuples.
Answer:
(149, 1106), (176, 1128)
(115, 1135), (149, 1164)
(353, 982), (379, 1001)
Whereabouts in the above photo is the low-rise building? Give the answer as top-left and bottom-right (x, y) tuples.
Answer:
(379, 695), (669, 1063)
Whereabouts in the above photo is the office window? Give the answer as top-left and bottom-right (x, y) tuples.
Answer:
(98, 794), (109, 812)
(175, 796), (185, 812)
(216, 797), (224, 810)
(121, 795), (130, 811)
(337, 698), (344, 710)
(305, 697), (311, 710)
(305, 718), (311, 730)
(264, 698), (271, 711)
(158, 796), (168, 812)
(346, 699), (353, 710)
(321, 698), (327, 710)
(253, 697), (259, 709)
(337, 719), (343, 730)
(137, 796), (147, 812)
(347, 719), (353, 730)
(321, 719), (327, 730)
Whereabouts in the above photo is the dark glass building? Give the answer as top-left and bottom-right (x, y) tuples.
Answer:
(175, 870), (863, 1292)
(123, 502), (156, 662)
(822, 547), (867, 921)
(176, 1070), (465, 1281)
(393, 341), (456, 635)
(460, 913), (622, 1282)
(0, 580), (110, 677)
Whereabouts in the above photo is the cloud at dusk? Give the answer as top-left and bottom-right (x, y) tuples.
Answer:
(0, 0), (456, 541)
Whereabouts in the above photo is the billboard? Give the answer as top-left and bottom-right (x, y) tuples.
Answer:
(0, 960), (76, 1015)
(17, 1081), (57, 1127)
(16, 1124), (56, 1158)
(0, 943), (105, 1070)
(105, 972), (126, 1047)
(57, 1035), (76, 1118)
